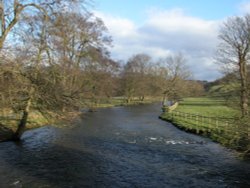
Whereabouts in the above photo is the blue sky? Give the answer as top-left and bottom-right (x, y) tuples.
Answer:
(93, 0), (250, 81)
(95, 0), (241, 21)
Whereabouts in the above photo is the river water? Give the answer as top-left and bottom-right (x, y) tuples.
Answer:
(0, 103), (249, 188)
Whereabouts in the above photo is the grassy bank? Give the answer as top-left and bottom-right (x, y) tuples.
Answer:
(85, 96), (162, 109)
(0, 111), (50, 131)
(0, 110), (51, 141)
(173, 97), (240, 118)
(0, 96), (161, 139)
(160, 97), (249, 153)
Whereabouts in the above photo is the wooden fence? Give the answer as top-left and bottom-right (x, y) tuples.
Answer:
(164, 110), (250, 149)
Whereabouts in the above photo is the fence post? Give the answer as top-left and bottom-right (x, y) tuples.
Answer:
(208, 118), (211, 129)
(195, 115), (199, 133)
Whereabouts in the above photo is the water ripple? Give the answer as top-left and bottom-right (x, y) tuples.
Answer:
(0, 103), (249, 188)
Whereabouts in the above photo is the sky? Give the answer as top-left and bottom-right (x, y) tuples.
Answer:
(92, 0), (250, 81)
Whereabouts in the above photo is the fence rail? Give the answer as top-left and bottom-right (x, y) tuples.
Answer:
(163, 110), (250, 148)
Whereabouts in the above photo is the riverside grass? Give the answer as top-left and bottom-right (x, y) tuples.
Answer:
(160, 97), (239, 134)
(160, 97), (249, 152)
(173, 97), (240, 118)
(160, 97), (240, 131)
(1, 96), (161, 131)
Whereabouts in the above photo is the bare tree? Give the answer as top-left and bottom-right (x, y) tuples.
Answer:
(160, 53), (192, 104)
(0, 0), (47, 49)
(217, 15), (250, 117)
(121, 53), (152, 103)
(0, 0), (88, 50)
(0, 1), (113, 141)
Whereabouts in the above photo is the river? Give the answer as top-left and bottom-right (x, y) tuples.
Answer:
(0, 103), (249, 188)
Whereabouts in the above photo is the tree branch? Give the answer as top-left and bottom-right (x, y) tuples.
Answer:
(0, 2), (48, 50)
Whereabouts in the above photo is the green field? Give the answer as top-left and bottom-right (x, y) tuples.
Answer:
(160, 97), (249, 152)
(175, 97), (240, 118)
(160, 97), (240, 133)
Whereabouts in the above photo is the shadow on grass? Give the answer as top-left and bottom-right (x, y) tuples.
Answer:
(0, 124), (14, 142)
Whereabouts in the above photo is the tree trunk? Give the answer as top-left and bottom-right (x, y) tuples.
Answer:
(162, 93), (168, 106)
(239, 59), (249, 117)
(0, 38), (3, 50)
(0, 0), (4, 50)
(140, 95), (145, 101)
(12, 97), (32, 141)
(126, 97), (131, 104)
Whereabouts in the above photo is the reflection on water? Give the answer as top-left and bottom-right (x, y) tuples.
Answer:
(0, 103), (249, 188)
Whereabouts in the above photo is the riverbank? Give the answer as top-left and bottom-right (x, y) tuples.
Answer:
(0, 97), (161, 141)
(159, 97), (250, 159)
(84, 96), (162, 108)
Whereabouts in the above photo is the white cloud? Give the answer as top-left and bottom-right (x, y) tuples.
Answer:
(239, 1), (250, 14)
(94, 11), (138, 40)
(95, 9), (221, 81)
(145, 8), (216, 35)
(188, 57), (222, 81)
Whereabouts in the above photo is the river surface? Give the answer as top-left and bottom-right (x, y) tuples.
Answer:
(0, 103), (249, 188)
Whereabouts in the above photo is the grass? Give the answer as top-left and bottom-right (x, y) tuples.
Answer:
(176, 97), (240, 118)
(84, 96), (161, 109)
(0, 111), (50, 131)
(160, 97), (249, 152)
(1, 96), (162, 132)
